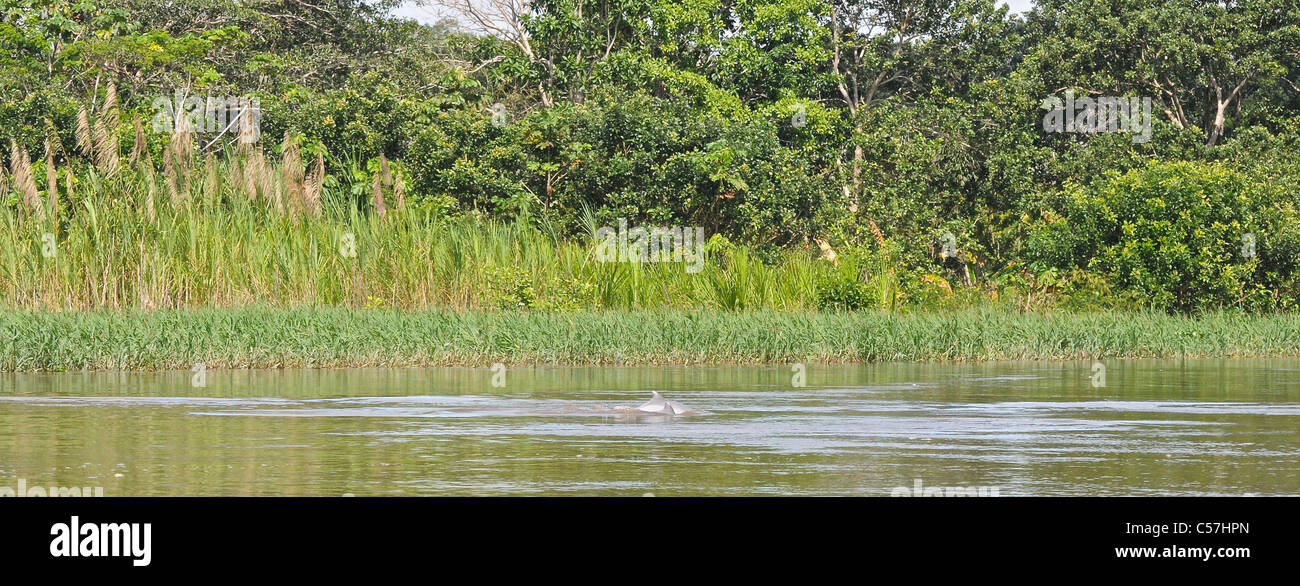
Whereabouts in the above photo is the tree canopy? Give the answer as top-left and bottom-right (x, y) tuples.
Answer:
(4, 0), (1300, 311)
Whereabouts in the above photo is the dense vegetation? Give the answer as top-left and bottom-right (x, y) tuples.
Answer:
(7, 307), (1300, 370)
(3, 0), (1300, 314)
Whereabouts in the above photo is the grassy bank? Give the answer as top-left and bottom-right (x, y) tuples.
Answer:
(3, 146), (865, 313)
(3, 307), (1299, 371)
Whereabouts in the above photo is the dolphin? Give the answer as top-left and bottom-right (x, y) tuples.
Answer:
(636, 391), (694, 416)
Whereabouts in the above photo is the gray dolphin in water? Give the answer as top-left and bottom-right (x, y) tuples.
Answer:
(636, 391), (694, 415)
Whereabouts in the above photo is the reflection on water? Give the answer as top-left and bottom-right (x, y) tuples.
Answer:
(1, 360), (1298, 496)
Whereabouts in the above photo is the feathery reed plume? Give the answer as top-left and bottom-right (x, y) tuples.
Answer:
(869, 220), (886, 249)
(244, 150), (263, 201)
(10, 140), (42, 219)
(246, 145), (277, 209)
(204, 152), (218, 204)
(263, 154), (281, 211)
(0, 156), (7, 199)
(75, 106), (93, 157)
(171, 111), (194, 166)
(141, 160), (158, 222)
(103, 81), (121, 132)
(92, 115), (120, 176)
(64, 163), (72, 207)
(162, 147), (180, 204)
(371, 169), (387, 221)
(170, 112), (194, 195)
(230, 156), (245, 199)
(236, 103), (258, 154)
(280, 131), (304, 215)
(45, 118), (63, 220)
(130, 115), (147, 165)
(304, 151), (324, 216)
(394, 169), (406, 211)
(814, 237), (838, 266)
(44, 137), (58, 217)
(380, 153), (392, 187)
(90, 82), (122, 175)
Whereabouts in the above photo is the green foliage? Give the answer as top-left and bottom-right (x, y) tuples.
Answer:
(816, 277), (873, 311)
(534, 277), (597, 311)
(406, 89), (837, 243)
(814, 247), (895, 311)
(0, 153), (849, 313)
(4, 0), (1300, 314)
(484, 265), (538, 309)
(1029, 161), (1300, 312)
(8, 306), (1300, 371)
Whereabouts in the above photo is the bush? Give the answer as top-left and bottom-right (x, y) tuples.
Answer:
(1028, 161), (1300, 312)
(483, 265), (536, 309)
(816, 277), (874, 310)
(815, 247), (897, 311)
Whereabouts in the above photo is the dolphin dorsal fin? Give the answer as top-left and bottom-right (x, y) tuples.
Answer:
(637, 391), (669, 413)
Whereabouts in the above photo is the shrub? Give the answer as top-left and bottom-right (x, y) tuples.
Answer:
(483, 265), (536, 309)
(1028, 161), (1300, 312)
(816, 277), (873, 311)
(814, 247), (897, 311)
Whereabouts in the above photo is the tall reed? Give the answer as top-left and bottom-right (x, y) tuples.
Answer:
(1, 143), (854, 312)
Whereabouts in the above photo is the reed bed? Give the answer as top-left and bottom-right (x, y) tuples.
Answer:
(5, 94), (1299, 371)
(3, 307), (1299, 371)
(0, 191), (838, 311)
(2, 116), (839, 312)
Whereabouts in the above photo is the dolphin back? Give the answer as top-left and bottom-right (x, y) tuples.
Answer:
(637, 391), (669, 413)
(636, 391), (695, 415)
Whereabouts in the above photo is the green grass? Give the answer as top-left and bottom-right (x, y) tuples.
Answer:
(1, 155), (847, 311)
(0, 166), (852, 311)
(6, 147), (1300, 372)
(3, 306), (1300, 371)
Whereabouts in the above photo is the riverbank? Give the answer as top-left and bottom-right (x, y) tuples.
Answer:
(3, 307), (1299, 371)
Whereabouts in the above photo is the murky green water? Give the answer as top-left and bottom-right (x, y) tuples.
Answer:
(1, 359), (1298, 496)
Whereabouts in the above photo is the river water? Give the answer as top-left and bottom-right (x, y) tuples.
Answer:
(1, 359), (1297, 496)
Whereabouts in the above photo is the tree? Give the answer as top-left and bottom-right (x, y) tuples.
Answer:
(1028, 0), (1300, 147)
